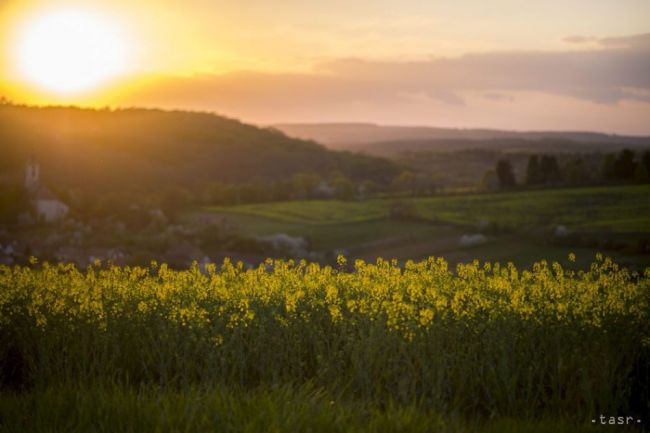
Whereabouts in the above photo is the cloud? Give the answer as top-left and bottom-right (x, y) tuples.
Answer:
(599, 33), (650, 49)
(563, 35), (597, 44)
(313, 33), (650, 104)
(121, 33), (650, 125)
(564, 33), (650, 50)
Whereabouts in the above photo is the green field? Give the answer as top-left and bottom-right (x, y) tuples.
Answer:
(200, 185), (650, 269)
(215, 215), (453, 251)
(209, 199), (388, 225)
(415, 185), (650, 231)
(209, 185), (650, 231)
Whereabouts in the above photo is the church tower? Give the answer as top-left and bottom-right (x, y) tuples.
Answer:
(25, 156), (40, 193)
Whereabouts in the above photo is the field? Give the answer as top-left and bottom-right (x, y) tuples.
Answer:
(211, 185), (650, 231)
(0, 256), (648, 431)
(203, 185), (650, 269)
(2, 185), (649, 431)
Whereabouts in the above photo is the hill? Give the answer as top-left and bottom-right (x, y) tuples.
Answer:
(0, 105), (399, 192)
(273, 123), (650, 190)
(349, 137), (650, 158)
(273, 123), (650, 153)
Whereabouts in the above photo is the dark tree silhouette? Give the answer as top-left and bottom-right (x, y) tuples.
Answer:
(602, 154), (617, 180)
(525, 155), (541, 185)
(496, 159), (516, 188)
(540, 155), (562, 184)
(642, 151), (650, 175)
(614, 149), (636, 180)
(564, 158), (590, 185)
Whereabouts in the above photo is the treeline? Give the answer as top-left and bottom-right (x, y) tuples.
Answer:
(602, 149), (650, 182)
(192, 171), (372, 205)
(18, 172), (376, 224)
(491, 148), (650, 189)
(198, 170), (442, 205)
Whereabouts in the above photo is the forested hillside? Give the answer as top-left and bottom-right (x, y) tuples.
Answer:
(0, 104), (399, 192)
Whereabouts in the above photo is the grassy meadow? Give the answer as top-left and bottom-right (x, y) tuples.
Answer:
(204, 185), (650, 269)
(211, 185), (650, 231)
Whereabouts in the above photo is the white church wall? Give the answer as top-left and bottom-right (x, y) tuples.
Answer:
(36, 199), (69, 223)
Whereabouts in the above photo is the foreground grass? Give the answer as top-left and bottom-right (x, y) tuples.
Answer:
(0, 385), (620, 433)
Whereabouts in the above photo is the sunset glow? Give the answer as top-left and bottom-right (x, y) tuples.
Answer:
(0, 0), (648, 133)
(12, 8), (128, 94)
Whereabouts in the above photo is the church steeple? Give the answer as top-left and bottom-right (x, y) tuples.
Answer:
(25, 155), (40, 193)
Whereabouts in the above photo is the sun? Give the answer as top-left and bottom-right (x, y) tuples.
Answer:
(13, 9), (129, 94)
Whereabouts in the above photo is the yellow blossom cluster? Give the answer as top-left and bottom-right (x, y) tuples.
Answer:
(0, 256), (647, 337)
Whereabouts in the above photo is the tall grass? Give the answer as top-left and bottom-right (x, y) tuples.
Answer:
(0, 385), (615, 433)
(0, 255), (648, 421)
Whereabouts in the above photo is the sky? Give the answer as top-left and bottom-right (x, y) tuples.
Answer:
(1, 0), (649, 133)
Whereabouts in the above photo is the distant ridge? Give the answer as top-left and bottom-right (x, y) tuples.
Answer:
(273, 123), (650, 151)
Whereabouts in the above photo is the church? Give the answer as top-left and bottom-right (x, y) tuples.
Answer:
(25, 157), (69, 223)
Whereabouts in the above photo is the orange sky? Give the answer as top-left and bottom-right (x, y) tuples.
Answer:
(1, 0), (649, 133)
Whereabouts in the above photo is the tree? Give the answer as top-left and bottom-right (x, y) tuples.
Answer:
(238, 182), (268, 203)
(602, 154), (617, 180)
(634, 164), (649, 183)
(539, 155), (561, 184)
(614, 149), (636, 180)
(0, 186), (29, 224)
(271, 180), (292, 202)
(481, 170), (499, 191)
(160, 186), (191, 220)
(412, 173), (436, 196)
(201, 182), (227, 205)
(331, 175), (355, 200)
(642, 151), (650, 175)
(358, 180), (378, 199)
(495, 159), (516, 188)
(291, 173), (320, 199)
(525, 155), (542, 185)
(564, 158), (590, 185)
(391, 171), (417, 195)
